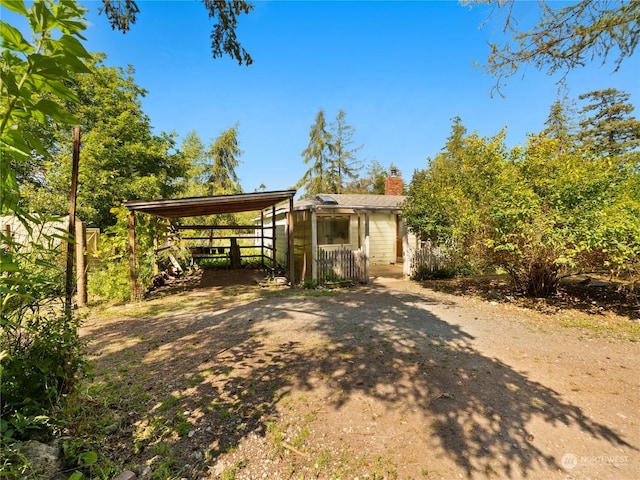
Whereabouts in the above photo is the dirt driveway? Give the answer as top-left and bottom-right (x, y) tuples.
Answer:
(82, 271), (639, 479)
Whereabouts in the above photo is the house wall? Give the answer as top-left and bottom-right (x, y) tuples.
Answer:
(278, 210), (411, 282)
(367, 213), (397, 265)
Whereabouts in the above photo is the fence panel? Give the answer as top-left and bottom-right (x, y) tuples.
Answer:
(404, 241), (452, 278)
(317, 246), (368, 284)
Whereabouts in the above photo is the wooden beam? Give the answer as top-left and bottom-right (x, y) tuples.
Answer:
(174, 224), (259, 230)
(129, 211), (137, 301)
(65, 126), (80, 322)
(75, 219), (87, 307)
(272, 205), (276, 274)
(287, 196), (295, 285)
(260, 211), (265, 269)
(311, 210), (317, 282)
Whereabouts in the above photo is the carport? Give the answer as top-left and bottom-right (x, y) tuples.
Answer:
(124, 190), (297, 300)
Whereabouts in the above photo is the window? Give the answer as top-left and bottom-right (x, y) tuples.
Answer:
(317, 216), (350, 245)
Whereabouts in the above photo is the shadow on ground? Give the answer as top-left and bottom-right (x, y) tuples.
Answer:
(81, 276), (636, 478)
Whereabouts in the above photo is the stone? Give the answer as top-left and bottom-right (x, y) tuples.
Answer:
(19, 440), (61, 479)
(113, 470), (137, 480)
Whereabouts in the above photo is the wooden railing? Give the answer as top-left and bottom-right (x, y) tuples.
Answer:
(317, 246), (368, 284)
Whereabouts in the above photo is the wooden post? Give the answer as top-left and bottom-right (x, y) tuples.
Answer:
(260, 211), (265, 269)
(75, 219), (87, 307)
(311, 209), (317, 282)
(152, 223), (159, 276)
(128, 211), (137, 301)
(2, 223), (11, 251)
(287, 196), (295, 285)
(65, 126), (81, 322)
(271, 205), (276, 274)
(364, 213), (370, 283)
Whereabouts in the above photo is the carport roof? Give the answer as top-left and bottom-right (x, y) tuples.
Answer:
(124, 190), (297, 218)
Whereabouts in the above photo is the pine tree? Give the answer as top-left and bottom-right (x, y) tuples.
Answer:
(328, 110), (363, 193)
(578, 88), (640, 157)
(297, 109), (332, 196)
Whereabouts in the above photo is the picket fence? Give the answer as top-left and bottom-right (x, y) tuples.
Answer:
(404, 241), (453, 277)
(317, 246), (368, 284)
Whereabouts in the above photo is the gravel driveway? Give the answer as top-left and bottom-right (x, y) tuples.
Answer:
(83, 271), (639, 479)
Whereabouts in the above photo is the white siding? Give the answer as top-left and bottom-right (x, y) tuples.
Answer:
(369, 213), (396, 265)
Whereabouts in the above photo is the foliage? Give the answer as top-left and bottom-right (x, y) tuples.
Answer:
(577, 88), (640, 157)
(1, 0), (92, 462)
(0, 226), (85, 449)
(99, 0), (254, 65)
(297, 109), (333, 196)
(343, 160), (396, 194)
(17, 55), (187, 230)
(297, 109), (364, 197)
(206, 124), (243, 195)
(468, 0), (640, 94)
(0, 0), (92, 215)
(88, 206), (163, 303)
(327, 109), (363, 193)
(404, 112), (640, 297)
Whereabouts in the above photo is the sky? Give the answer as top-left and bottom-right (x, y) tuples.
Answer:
(25, 1), (640, 194)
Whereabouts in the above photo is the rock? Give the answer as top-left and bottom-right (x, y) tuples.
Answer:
(113, 470), (137, 480)
(19, 440), (62, 479)
(139, 466), (152, 479)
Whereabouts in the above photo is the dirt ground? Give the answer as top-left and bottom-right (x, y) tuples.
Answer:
(81, 267), (639, 480)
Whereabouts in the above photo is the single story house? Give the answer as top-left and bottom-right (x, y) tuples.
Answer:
(261, 175), (418, 283)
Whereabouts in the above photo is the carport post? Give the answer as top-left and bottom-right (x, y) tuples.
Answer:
(128, 211), (138, 301)
(287, 196), (294, 285)
(311, 209), (317, 282)
(272, 205), (276, 274)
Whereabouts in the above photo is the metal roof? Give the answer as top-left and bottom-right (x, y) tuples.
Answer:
(124, 190), (297, 218)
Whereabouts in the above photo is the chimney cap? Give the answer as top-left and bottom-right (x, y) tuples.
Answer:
(389, 167), (398, 177)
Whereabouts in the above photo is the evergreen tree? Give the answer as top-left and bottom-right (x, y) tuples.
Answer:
(472, 0), (640, 93)
(577, 88), (640, 157)
(328, 109), (363, 193)
(542, 87), (577, 154)
(206, 125), (243, 195)
(297, 109), (332, 196)
(100, 0), (254, 65)
(344, 160), (394, 194)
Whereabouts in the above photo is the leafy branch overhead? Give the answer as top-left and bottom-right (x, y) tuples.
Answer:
(100, 0), (254, 65)
(468, 0), (639, 94)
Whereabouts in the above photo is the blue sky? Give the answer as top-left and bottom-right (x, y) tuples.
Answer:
(35, 1), (640, 193)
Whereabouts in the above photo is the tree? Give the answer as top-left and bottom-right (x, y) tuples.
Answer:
(542, 87), (577, 154)
(1, 0), (90, 454)
(17, 56), (188, 229)
(577, 88), (640, 157)
(404, 117), (640, 297)
(206, 124), (243, 195)
(100, 0), (254, 65)
(469, 0), (640, 93)
(297, 109), (365, 196)
(297, 109), (333, 196)
(344, 160), (395, 194)
(327, 109), (363, 193)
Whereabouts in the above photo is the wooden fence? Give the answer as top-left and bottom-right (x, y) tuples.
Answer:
(317, 246), (368, 284)
(404, 241), (453, 278)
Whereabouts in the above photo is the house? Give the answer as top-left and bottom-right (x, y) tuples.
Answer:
(262, 175), (418, 283)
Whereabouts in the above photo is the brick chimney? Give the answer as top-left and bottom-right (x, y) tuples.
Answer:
(384, 167), (403, 195)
